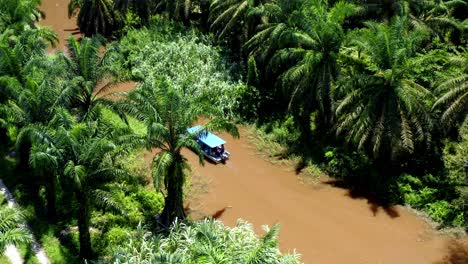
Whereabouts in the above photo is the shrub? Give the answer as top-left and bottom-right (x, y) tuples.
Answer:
(102, 219), (301, 263)
(260, 116), (301, 147)
(425, 201), (454, 224)
(117, 20), (244, 119)
(323, 147), (370, 182)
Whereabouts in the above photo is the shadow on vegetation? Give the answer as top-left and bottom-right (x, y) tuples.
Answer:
(1, 153), (80, 263)
(435, 240), (468, 264)
(324, 179), (400, 218)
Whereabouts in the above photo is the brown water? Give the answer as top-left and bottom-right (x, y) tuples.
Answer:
(39, 0), (80, 50)
(181, 129), (464, 264)
(38, 1), (467, 263)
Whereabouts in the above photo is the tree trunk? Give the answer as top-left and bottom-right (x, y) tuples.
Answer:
(160, 159), (186, 228)
(294, 111), (312, 145)
(76, 191), (93, 260)
(0, 127), (8, 152)
(18, 140), (31, 171)
(45, 176), (57, 221)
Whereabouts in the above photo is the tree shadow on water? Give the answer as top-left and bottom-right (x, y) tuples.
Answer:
(435, 240), (468, 264)
(324, 179), (400, 218)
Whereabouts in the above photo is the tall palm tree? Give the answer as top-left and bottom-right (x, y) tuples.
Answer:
(59, 35), (122, 121)
(12, 62), (63, 218)
(122, 80), (238, 227)
(432, 49), (468, 130)
(68, 0), (121, 37)
(250, 0), (360, 138)
(335, 17), (433, 162)
(56, 123), (128, 259)
(0, 197), (33, 254)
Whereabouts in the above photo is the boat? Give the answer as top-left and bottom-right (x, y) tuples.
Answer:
(187, 126), (231, 163)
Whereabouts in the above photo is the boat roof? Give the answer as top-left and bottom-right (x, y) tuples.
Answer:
(187, 125), (226, 148)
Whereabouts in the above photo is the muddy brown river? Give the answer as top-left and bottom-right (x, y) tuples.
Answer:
(38, 1), (466, 263)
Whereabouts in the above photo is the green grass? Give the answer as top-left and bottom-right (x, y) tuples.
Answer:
(18, 243), (40, 264)
(26, 217), (79, 264)
(40, 233), (78, 264)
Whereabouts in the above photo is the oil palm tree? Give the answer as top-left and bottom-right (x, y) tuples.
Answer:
(0, 0), (44, 32)
(244, 0), (302, 64)
(432, 49), (468, 130)
(335, 17), (433, 162)
(0, 197), (33, 254)
(16, 108), (74, 220)
(56, 123), (128, 259)
(12, 65), (63, 218)
(209, 0), (268, 53)
(153, 0), (197, 22)
(0, 27), (57, 85)
(59, 35), (122, 121)
(256, 0), (360, 138)
(122, 80), (238, 227)
(68, 0), (121, 37)
(402, 0), (468, 44)
(28, 141), (59, 220)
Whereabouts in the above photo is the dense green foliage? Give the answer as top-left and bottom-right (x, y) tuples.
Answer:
(116, 22), (244, 119)
(1, 0), (467, 262)
(106, 220), (299, 264)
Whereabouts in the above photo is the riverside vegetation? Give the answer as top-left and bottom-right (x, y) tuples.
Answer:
(0, 0), (467, 262)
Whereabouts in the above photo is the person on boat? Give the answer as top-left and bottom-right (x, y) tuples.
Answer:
(216, 145), (223, 157)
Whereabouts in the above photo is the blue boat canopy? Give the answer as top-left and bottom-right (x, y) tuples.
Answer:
(187, 126), (226, 148)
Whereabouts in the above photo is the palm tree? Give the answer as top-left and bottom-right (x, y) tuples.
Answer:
(401, 0), (468, 44)
(56, 123), (128, 259)
(251, 0), (360, 138)
(244, 0), (301, 64)
(12, 65), (63, 218)
(0, 0), (44, 32)
(28, 142), (59, 220)
(0, 197), (33, 254)
(0, 27), (57, 85)
(432, 49), (468, 130)
(68, 0), (121, 37)
(209, 0), (268, 56)
(335, 17), (433, 163)
(59, 35), (122, 121)
(153, 0), (197, 22)
(122, 80), (238, 227)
